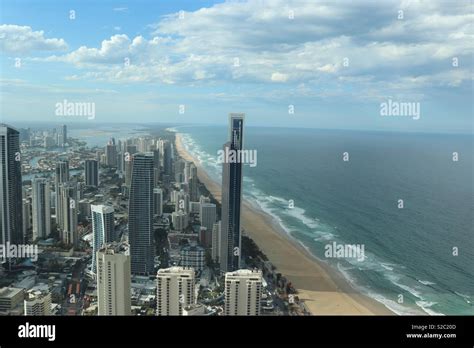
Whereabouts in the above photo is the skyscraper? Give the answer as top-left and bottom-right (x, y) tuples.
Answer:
(57, 124), (67, 147)
(124, 144), (137, 187)
(32, 178), (51, 241)
(0, 124), (23, 246)
(211, 221), (221, 262)
(128, 153), (155, 275)
(105, 139), (117, 167)
(22, 198), (32, 242)
(58, 182), (78, 247)
(174, 190), (189, 215)
(54, 160), (69, 226)
(220, 114), (244, 272)
(153, 188), (163, 217)
(84, 159), (99, 187)
(200, 203), (216, 248)
(156, 267), (195, 316)
(188, 163), (199, 201)
(96, 242), (131, 315)
(224, 269), (262, 316)
(91, 205), (115, 274)
(162, 141), (173, 176)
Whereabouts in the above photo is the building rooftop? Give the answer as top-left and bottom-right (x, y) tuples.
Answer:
(0, 287), (24, 299)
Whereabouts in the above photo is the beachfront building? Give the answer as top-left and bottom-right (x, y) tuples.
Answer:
(156, 267), (195, 316)
(0, 124), (23, 246)
(91, 205), (115, 274)
(220, 114), (245, 272)
(128, 153), (155, 275)
(32, 178), (51, 241)
(96, 243), (131, 315)
(224, 269), (262, 316)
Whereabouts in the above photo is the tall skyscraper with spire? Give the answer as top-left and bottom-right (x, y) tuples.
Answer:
(0, 124), (23, 246)
(220, 113), (244, 272)
(128, 153), (155, 275)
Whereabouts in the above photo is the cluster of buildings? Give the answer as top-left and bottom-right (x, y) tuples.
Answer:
(0, 114), (279, 317)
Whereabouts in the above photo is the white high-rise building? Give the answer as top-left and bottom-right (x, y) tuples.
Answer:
(24, 289), (52, 315)
(171, 211), (188, 232)
(91, 205), (115, 274)
(225, 269), (262, 316)
(32, 178), (51, 241)
(96, 243), (131, 315)
(156, 267), (195, 316)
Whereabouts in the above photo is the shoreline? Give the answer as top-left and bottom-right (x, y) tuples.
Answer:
(175, 132), (395, 315)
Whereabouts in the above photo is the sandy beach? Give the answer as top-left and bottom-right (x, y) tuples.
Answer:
(175, 133), (394, 315)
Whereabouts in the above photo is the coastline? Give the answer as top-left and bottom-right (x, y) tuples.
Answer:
(175, 132), (395, 315)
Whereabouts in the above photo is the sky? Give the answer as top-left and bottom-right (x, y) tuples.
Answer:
(0, 0), (472, 133)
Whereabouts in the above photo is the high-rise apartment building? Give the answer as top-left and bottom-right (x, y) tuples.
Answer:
(220, 114), (244, 272)
(224, 269), (262, 316)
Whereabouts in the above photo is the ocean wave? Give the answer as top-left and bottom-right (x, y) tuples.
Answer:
(381, 263), (395, 271)
(454, 291), (472, 304)
(418, 280), (436, 286)
(415, 301), (444, 316)
(283, 206), (319, 229)
(313, 231), (336, 242)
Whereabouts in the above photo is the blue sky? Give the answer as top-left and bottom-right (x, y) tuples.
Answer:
(0, 0), (472, 133)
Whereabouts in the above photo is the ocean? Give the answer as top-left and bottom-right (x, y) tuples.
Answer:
(175, 125), (473, 315)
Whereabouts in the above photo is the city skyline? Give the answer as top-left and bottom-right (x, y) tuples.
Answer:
(0, 0), (472, 345)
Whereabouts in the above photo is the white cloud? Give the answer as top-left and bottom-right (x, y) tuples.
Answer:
(271, 72), (288, 82)
(0, 25), (67, 54)
(35, 0), (473, 99)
